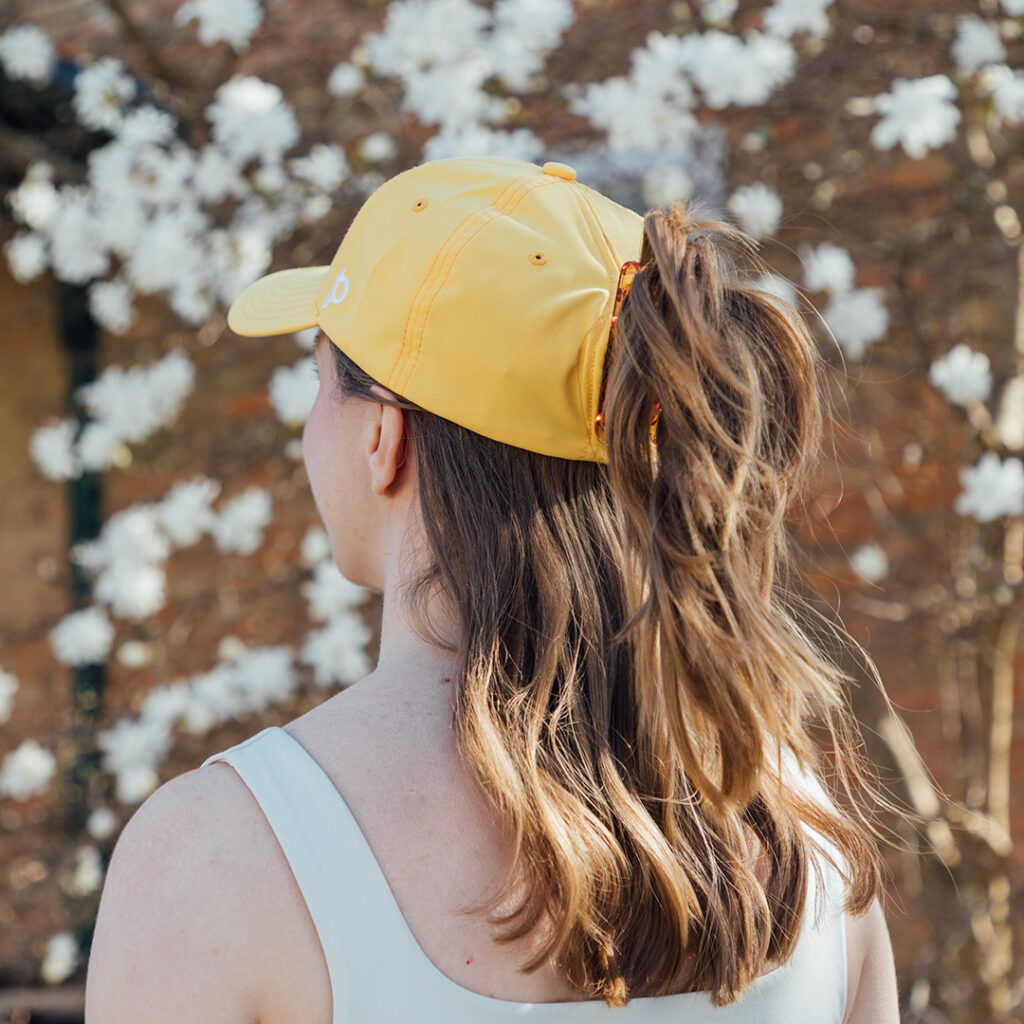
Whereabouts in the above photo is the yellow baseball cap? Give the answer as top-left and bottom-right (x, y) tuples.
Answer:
(226, 156), (644, 463)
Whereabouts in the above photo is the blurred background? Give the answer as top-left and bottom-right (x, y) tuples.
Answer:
(1, 0), (1023, 1021)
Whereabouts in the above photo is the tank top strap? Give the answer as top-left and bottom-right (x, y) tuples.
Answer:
(198, 725), (431, 1023)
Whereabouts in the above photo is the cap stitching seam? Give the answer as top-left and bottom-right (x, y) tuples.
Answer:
(390, 174), (528, 389)
(397, 175), (553, 395)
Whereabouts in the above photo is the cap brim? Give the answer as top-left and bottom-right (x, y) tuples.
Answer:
(226, 266), (330, 336)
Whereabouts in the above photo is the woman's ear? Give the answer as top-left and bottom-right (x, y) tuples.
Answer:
(366, 385), (409, 493)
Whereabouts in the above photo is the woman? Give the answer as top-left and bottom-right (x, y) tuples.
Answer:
(84, 156), (900, 1023)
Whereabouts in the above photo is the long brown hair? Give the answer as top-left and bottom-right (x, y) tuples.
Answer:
(327, 197), (898, 1008)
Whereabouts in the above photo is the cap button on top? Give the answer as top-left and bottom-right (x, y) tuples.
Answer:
(542, 161), (577, 181)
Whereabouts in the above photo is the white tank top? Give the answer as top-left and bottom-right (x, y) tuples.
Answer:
(200, 725), (849, 1023)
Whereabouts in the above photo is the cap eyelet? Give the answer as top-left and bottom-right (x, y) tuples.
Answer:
(412, 198), (429, 211)
(528, 251), (547, 265)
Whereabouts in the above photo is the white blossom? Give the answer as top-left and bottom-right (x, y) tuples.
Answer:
(762, 0), (833, 40)
(98, 717), (173, 777)
(91, 505), (172, 568)
(158, 476), (222, 546)
(139, 682), (192, 730)
(269, 356), (319, 426)
(955, 452), (1024, 523)
(206, 75), (300, 165)
(210, 487), (273, 554)
(116, 106), (178, 147)
(115, 764), (159, 803)
(30, 418), (81, 481)
(300, 526), (332, 566)
(75, 349), (196, 447)
(301, 560), (373, 621)
(0, 740), (57, 800)
(174, 0), (265, 51)
(801, 241), (856, 295)
(88, 278), (136, 334)
(642, 164), (693, 207)
(234, 646), (299, 712)
(40, 932), (79, 985)
(293, 327), (319, 351)
(727, 181), (782, 239)
(192, 144), (250, 203)
(7, 164), (61, 232)
(701, 0), (737, 24)
(116, 639), (156, 669)
(328, 61), (364, 97)
(72, 56), (137, 133)
(1004, 0), (1024, 13)
(677, 29), (796, 109)
(94, 561), (167, 620)
(870, 75), (962, 159)
(86, 806), (118, 841)
(64, 846), (105, 897)
(929, 344), (992, 406)
(301, 613), (374, 688)
(850, 542), (889, 582)
(0, 24), (57, 85)
(822, 287), (889, 360)
(49, 606), (115, 666)
(951, 15), (1005, 76)
(182, 664), (244, 733)
(0, 668), (18, 724)
(4, 232), (48, 283)
(978, 63), (1024, 129)
(75, 420), (124, 473)
(359, 131), (398, 164)
(46, 185), (111, 284)
(289, 143), (349, 192)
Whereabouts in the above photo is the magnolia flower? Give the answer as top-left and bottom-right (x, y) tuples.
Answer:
(64, 846), (105, 898)
(174, 0), (264, 51)
(40, 932), (79, 985)
(210, 487), (273, 555)
(951, 15), (1005, 76)
(870, 75), (962, 159)
(233, 646), (299, 712)
(955, 452), (1024, 523)
(328, 61), (364, 97)
(269, 356), (318, 427)
(86, 806), (119, 841)
(762, 0), (834, 40)
(822, 287), (889, 360)
(72, 56), (137, 133)
(929, 344), (992, 406)
(158, 476), (222, 547)
(850, 543), (889, 583)
(642, 164), (694, 207)
(0, 740), (57, 800)
(0, 24), (57, 85)
(727, 182), (783, 239)
(301, 526), (333, 566)
(206, 75), (300, 165)
(30, 418), (80, 482)
(301, 613), (374, 688)
(4, 232), (48, 283)
(301, 560), (373, 621)
(49, 606), (115, 666)
(87, 277), (136, 334)
(801, 242), (856, 295)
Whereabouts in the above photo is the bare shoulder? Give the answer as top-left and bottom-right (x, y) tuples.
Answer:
(85, 765), (281, 1024)
(842, 897), (900, 1024)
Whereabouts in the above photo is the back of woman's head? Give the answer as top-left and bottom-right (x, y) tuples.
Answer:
(330, 195), (890, 1008)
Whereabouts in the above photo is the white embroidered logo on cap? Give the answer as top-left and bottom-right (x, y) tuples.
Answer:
(324, 268), (350, 307)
